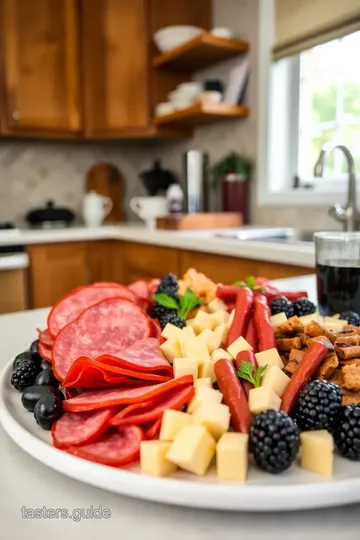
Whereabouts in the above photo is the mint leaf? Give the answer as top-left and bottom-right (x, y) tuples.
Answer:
(233, 281), (245, 287)
(253, 365), (268, 387)
(237, 361), (267, 388)
(153, 293), (179, 310)
(179, 288), (202, 319)
(246, 276), (256, 290)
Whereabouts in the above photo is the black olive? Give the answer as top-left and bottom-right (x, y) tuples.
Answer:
(40, 359), (52, 370)
(13, 351), (41, 371)
(34, 394), (63, 430)
(30, 339), (39, 353)
(21, 385), (64, 412)
(35, 368), (59, 388)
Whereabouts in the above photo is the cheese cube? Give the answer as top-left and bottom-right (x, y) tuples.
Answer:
(192, 401), (230, 440)
(324, 320), (346, 333)
(227, 336), (253, 359)
(192, 310), (214, 334)
(270, 312), (288, 330)
(298, 313), (319, 325)
(217, 433), (248, 482)
(300, 430), (334, 477)
(226, 309), (235, 328)
(211, 348), (233, 363)
(140, 441), (177, 477)
(159, 409), (192, 441)
(178, 326), (196, 345)
(197, 329), (222, 353)
(325, 316), (347, 324)
(213, 323), (229, 346)
(183, 340), (210, 366)
(166, 424), (216, 476)
(186, 318), (195, 327)
(211, 310), (229, 327)
(160, 339), (181, 364)
(260, 365), (290, 397)
(161, 323), (183, 340)
(188, 386), (223, 413)
(207, 298), (228, 313)
(173, 357), (198, 380)
(255, 348), (284, 369)
(198, 359), (216, 383)
(248, 386), (281, 415)
(194, 377), (212, 389)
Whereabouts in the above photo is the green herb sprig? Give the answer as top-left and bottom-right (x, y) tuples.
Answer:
(153, 288), (203, 320)
(236, 361), (268, 388)
(233, 275), (265, 291)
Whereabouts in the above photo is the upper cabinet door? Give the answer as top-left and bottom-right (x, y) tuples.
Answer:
(81, 0), (150, 136)
(1, 0), (81, 135)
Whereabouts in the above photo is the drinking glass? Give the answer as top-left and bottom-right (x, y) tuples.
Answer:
(315, 232), (360, 316)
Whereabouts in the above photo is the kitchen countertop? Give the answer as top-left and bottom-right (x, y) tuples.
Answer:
(0, 224), (315, 268)
(1, 275), (359, 540)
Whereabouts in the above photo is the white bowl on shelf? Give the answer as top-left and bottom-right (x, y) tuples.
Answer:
(154, 25), (204, 53)
(176, 82), (203, 99)
(155, 102), (175, 117)
(211, 27), (234, 39)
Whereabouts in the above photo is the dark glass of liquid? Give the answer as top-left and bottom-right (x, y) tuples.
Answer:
(315, 232), (360, 316)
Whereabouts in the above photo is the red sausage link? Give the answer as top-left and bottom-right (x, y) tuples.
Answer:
(245, 315), (258, 352)
(281, 341), (328, 414)
(214, 358), (252, 434)
(253, 294), (277, 351)
(216, 285), (240, 303)
(235, 350), (258, 398)
(226, 287), (253, 348)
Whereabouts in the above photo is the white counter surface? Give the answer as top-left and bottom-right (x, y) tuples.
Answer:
(0, 224), (315, 268)
(1, 275), (360, 540)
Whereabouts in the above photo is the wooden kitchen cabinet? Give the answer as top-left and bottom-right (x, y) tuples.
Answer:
(0, 0), (81, 136)
(121, 242), (180, 283)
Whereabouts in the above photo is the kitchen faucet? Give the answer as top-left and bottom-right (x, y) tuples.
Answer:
(314, 142), (360, 231)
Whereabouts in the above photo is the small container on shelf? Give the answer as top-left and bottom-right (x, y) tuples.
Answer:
(166, 184), (184, 213)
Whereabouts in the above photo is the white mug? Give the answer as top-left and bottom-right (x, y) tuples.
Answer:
(82, 191), (113, 227)
(129, 196), (168, 228)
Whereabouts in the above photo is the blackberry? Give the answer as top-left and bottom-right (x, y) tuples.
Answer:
(334, 405), (360, 460)
(11, 360), (40, 392)
(271, 296), (294, 318)
(156, 273), (179, 300)
(250, 409), (300, 474)
(340, 311), (360, 327)
(13, 351), (41, 371)
(293, 298), (316, 317)
(30, 339), (39, 353)
(151, 302), (175, 321)
(295, 380), (342, 432)
(159, 310), (186, 330)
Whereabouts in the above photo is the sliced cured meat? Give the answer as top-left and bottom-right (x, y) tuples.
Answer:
(149, 278), (160, 295)
(150, 318), (161, 340)
(52, 409), (113, 449)
(62, 356), (171, 388)
(65, 426), (143, 467)
(52, 299), (152, 381)
(64, 388), (79, 399)
(63, 375), (193, 412)
(38, 342), (52, 362)
(48, 285), (136, 336)
(91, 282), (123, 288)
(37, 328), (54, 347)
(109, 385), (194, 426)
(142, 418), (162, 439)
(100, 338), (171, 373)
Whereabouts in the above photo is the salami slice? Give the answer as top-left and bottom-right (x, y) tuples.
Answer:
(62, 356), (171, 388)
(63, 375), (193, 412)
(142, 418), (162, 439)
(53, 299), (152, 381)
(52, 409), (113, 449)
(38, 342), (52, 362)
(48, 285), (136, 336)
(37, 328), (54, 346)
(110, 385), (194, 426)
(65, 426), (143, 467)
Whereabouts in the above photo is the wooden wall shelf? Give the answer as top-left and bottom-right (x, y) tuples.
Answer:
(153, 33), (249, 73)
(154, 103), (249, 127)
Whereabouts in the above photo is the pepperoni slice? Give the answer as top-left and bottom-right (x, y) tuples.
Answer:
(38, 342), (52, 362)
(37, 328), (54, 346)
(142, 418), (162, 439)
(52, 298), (152, 381)
(48, 285), (136, 336)
(52, 409), (113, 449)
(65, 426), (143, 467)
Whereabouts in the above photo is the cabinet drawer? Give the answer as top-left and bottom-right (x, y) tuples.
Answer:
(123, 242), (179, 282)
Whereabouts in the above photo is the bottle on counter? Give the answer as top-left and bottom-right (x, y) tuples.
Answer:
(183, 150), (210, 214)
(166, 184), (183, 214)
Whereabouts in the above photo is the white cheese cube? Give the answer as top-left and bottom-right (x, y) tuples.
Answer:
(217, 432), (248, 482)
(248, 386), (281, 415)
(270, 312), (288, 330)
(192, 401), (230, 440)
(160, 339), (181, 364)
(194, 377), (212, 389)
(159, 409), (192, 442)
(166, 424), (216, 476)
(207, 298), (228, 313)
(210, 310), (229, 327)
(197, 329), (222, 353)
(186, 318), (195, 327)
(300, 430), (334, 477)
(255, 348), (284, 369)
(188, 386), (223, 413)
(226, 309), (235, 328)
(161, 323), (183, 340)
(173, 357), (198, 380)
(213, 323), (229, 346)
(260, 365), (290, 397)
(178, 326), (196, 345)
(324, 316), (347, 324)
(192, 310), (215, 334)
(198, 359), (216, 383)
(211, 348), (233, 363)
(227, 336), (253, 359)
(324, 320), (346, 332)
(298, 313), (319, 326)
(183, 340), (210, 366)
(140, 440), (177, 477)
